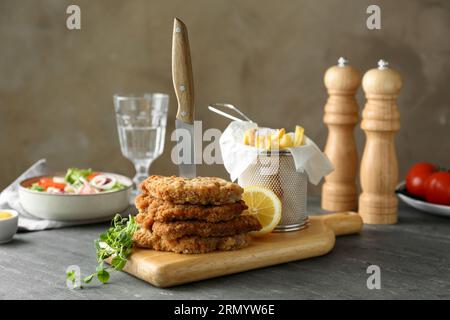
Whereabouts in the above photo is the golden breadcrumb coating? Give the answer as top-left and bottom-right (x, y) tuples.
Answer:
(135, 195), (247, 226)
(151, 215), (261, 240)
(133, 227), (250, 254)
(139, 175), (243, 205)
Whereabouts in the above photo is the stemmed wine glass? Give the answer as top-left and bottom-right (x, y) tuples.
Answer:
(114, 93), (169, 199)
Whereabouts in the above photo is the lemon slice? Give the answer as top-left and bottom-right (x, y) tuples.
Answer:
(241, 186), (282, 237)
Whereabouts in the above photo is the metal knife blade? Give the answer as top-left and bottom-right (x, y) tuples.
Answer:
(172, 18), (196, 178)
(175, 119), (196, 178)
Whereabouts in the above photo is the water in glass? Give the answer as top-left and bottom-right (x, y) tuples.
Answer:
(114, 93), (169, 198)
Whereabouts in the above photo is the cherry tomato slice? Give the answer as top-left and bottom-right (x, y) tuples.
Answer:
(88, 172), (100, 181)
(38, 177), (66, 190)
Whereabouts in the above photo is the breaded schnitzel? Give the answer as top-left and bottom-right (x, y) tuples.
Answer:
(135, 195), (247, 226)
(151, 215), (261, 240)
(134, 175), (257, 254)
(139, 175), (243, 205)
(133, 227), (250, 254)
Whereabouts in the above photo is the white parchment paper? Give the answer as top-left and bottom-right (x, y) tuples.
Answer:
(219, 121), (334, 184)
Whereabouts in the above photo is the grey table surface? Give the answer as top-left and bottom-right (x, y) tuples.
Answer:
(1, 197), (449, 300)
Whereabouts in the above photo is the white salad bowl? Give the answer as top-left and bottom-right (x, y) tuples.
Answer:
(18, 172), (132, 221)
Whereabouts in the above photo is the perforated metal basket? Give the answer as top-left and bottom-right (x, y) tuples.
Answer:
(238, 150), (309, 232)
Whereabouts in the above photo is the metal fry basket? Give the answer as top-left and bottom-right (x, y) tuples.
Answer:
(238, 150), (309, 232)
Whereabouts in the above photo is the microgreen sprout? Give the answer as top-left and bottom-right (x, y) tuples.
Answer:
(66, 214), (139, 288)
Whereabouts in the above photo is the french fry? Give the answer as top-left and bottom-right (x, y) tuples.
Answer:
(248, 128), (256, 146)
(294, 125), (305, 147)
(280, 134), (294, 149)
(276, 128), (285, 139)
(243, 128), (257, 146)
(256, 135), (266, 149)
(243, 126), (305, 150)
(265, 135), (272, 150)
(243, 132), (250, 145)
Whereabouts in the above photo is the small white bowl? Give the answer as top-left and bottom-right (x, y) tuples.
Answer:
(0, 209), (19, 244)
(18, 172), (132, 221)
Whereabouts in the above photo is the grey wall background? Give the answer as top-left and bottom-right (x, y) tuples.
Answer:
(0, 0), (449, 194)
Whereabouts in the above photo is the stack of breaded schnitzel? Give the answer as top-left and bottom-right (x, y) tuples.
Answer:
(133, 175), (262, 254)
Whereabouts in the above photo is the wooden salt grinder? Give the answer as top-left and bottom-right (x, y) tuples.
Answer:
(322, 57), (361, 212)
(359, 59), (402, 224)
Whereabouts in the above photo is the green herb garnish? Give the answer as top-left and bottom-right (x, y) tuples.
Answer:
(66, 270), (79, 288)
(108, 181), (126, 192)
(65, 168), (92, 184)
(30, 182), (45, 192)
(67, 214), (138, 288)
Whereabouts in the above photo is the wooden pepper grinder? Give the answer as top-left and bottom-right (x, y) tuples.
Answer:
(359, 59), (402, 224)
(322, 57), (361, 212)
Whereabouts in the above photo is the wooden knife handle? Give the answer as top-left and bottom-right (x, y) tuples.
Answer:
(172, 18), (195, 124)
(320, 212), (363, 236)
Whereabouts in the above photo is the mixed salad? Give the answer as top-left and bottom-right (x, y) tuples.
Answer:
(29, 168), (127, 195)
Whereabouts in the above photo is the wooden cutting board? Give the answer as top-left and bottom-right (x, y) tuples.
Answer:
(118, 212), (363, 288)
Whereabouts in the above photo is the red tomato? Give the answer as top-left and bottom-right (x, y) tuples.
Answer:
(38, 177), (66, 190)
(405, 162), (436, 198)
(424, 172), (450, 206)
(38, 178), (54, 188)
(87, 172), (99, 181)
